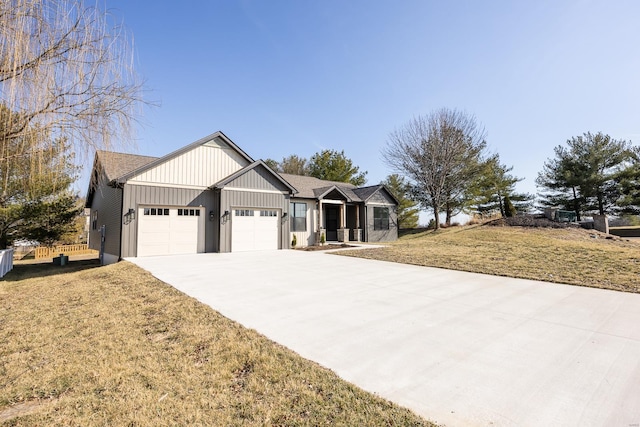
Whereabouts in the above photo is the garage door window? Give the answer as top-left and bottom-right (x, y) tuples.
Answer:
(232, 208), (279, 252)
(144, 208), (169, 216)
(178, 208), (200, 216)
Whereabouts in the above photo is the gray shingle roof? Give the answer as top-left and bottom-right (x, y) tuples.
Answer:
(96, 150), (158, 182)
(90, 153), (397, 206)
(279, 173), (361, 200)
(353, 185), (382, 201)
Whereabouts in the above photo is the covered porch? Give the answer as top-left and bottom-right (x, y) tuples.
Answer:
(316, 188), (363, 243)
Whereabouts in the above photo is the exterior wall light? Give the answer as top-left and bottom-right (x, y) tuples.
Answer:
(220, 210), (231, 225)
(124, 208), (135, 224)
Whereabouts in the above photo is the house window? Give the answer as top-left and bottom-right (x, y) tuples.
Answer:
(374, 207), (389, 230)
(235, 209), (254, 217)
(260, 210), (277, 217)
(290, 202), (306, 232)
(92, 211), (98, 230)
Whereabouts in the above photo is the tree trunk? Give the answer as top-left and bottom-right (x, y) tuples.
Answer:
(597, 193), (605, 215)
(430, 195), (441, 229)
(498, 194), (505, 217)
(572, 186), (581, 221)
(445, 201), (452, 226)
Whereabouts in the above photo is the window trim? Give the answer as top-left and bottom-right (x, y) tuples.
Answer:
(290, 202), (307, 232)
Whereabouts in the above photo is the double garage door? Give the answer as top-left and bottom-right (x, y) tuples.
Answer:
(231, 209), (279, 252)
(137, 206), (280, 256)
(137, 207), (204, 257)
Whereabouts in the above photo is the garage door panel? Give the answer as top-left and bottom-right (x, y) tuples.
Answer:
(139, 243), (171, 257)
(138, 207), (202, 257)
(232, 209), (279, 252)
(141, 233), (171, 244)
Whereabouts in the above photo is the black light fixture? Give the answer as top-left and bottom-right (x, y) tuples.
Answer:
(281, 212), (288, 221)
(124, 208), (136, 224)
(209, 210), (215, 221)
(223, 210), (230, 217)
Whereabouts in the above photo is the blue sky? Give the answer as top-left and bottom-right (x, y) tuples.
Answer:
(96, 0), (640, 217)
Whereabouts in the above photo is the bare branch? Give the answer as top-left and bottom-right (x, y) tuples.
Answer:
(0, 0), (147, 178)
(382, 108), (487, 228)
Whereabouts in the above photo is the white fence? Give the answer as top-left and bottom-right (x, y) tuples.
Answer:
(0, 249), (14, 278)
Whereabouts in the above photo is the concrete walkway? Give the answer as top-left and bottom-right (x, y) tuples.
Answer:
(129, 251), (640, 426)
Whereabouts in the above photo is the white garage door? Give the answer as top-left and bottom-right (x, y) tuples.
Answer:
(232, 209), (279, 252)
(137, 207), (203, 256)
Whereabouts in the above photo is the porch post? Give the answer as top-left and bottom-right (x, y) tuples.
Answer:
(317, 200), (325, 244)
(354, 205), (361, 242)
(337, 202), (348, 242)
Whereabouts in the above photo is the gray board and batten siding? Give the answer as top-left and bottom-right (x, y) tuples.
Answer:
(364, 188), (398, 243)
(217, 189), (291, 252)
(223, 164), (291, 193)
(121, 184), (215, 257)
(216, 163), (295, 253)
(87, 171), (123, 264)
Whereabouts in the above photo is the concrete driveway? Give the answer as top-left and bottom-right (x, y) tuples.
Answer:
(129, 250), (640, 426)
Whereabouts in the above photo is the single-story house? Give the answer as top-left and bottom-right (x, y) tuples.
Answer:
(86, 131), (398, 264)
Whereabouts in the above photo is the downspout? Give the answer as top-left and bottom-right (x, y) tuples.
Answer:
(118, 183), (124, 261)
(215, 188), (221, 253)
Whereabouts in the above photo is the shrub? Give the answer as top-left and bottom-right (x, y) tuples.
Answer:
(291, 234), (297, 248)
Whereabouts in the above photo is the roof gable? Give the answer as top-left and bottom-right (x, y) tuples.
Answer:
(117, 131), (253, 188)
(279, 173), (398, 205)
(279, 173), (357, 199)
(212, 160), (297, 194)
(354, 185), (399, 205)
(314, 186), (353, 201)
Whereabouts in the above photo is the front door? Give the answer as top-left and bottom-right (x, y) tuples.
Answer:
(325, 205), (339, 241)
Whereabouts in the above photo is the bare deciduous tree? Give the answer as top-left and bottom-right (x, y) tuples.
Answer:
(383, 108), (487, 229)
(0, 0), (145, 192)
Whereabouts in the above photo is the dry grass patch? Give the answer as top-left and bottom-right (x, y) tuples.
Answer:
(0, 261), (432, 426)
(340, 225), (640, 293)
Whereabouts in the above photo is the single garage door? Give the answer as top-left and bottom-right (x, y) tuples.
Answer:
(232, 209), (279, 252)
(137, 207), (203, 256)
